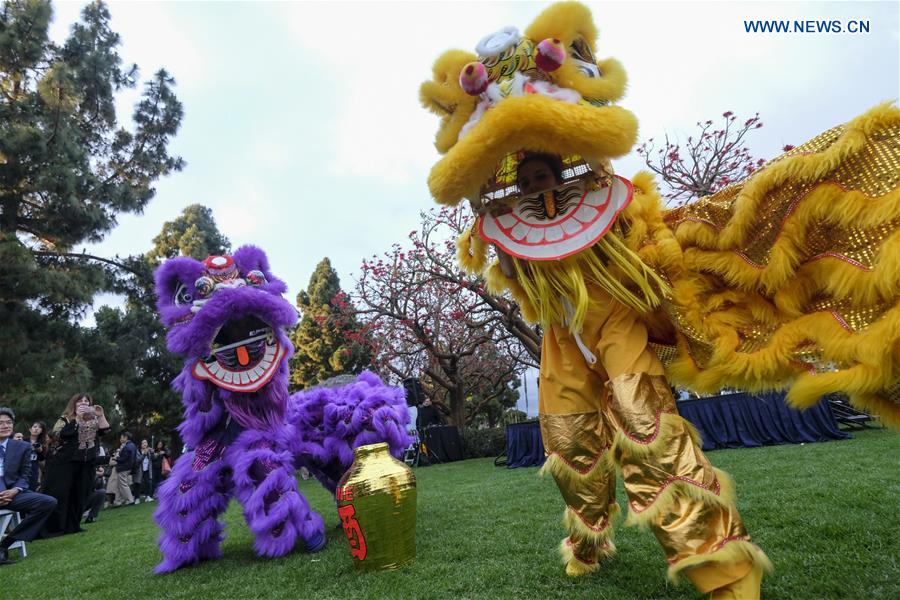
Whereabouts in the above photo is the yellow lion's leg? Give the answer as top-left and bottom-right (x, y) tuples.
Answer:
(540, 411), (618, 576)
(609, 376), (770, 596)
(597, 302), (772, 597)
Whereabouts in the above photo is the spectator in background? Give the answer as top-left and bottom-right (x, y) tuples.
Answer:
(27, 421), (48, 491)
(104, 457), (118, 507)
(109, 432), (136, 507)
(42, 393), (110, 536)
(12, 432), (23, 441)
(136, 439), (154, 503)
(0, 406), (57, 565)
(416, 398), (444, 429)
(150, 440), (170, 497)
(83, 465), (108, 524)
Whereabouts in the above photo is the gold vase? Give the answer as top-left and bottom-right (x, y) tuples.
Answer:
(335, 442), (417, 571)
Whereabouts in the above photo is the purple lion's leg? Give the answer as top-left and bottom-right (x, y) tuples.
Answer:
(153, 451), (232, 574)
(229, 428), (326, 557)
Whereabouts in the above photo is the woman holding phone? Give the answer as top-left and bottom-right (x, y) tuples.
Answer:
(42, 393), (110, 535)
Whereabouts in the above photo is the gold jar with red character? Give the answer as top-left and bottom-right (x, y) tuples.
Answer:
(335, 442), (417, 570)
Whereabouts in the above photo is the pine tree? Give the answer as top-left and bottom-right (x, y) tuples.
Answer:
(289, 258), (372, 389)
(0, 0), (183, 412)
(94, 204), (231, 436)
(149, 204), (231, 264)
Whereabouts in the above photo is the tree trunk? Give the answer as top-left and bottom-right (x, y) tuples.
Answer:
(449, 385), (466, 428)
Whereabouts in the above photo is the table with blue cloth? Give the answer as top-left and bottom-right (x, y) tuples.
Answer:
(677, 391), (850, 451)
(503, 393), (849, 468)
(505, 420), (545, 468)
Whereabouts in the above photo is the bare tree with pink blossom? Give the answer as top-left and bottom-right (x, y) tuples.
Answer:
(355, 207), (540, 427)
(636, 111), (786, 205)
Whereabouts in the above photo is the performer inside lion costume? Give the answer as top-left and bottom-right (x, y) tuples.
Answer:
(419, 2), (899, 598)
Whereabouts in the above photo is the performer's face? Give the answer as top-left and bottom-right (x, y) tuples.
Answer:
(517, 159), (559, 195)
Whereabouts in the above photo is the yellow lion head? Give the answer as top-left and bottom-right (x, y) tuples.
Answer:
(419, 2), (667, 330)
(420, 1), (636, 207)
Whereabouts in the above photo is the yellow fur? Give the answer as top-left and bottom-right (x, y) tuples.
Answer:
(456, 223), (487, 274)
(539, 448), (615, 486)
(718, 102), (900, 249)
(427, 97), (637, 205)
(419, 49), (479, 154)
(525, 2), (598, 52)
(523, 2), (627, 102)
(485, 262), (540, 323)
(611, 413), (702, 460)
(558, 538), (603, 576)
(493, 230), (669, 333)
(677, 184), (900, 301)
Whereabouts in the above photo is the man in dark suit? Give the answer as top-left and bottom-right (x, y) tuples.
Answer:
(0, 406), (57, 565)
(415, 398), (444, 430)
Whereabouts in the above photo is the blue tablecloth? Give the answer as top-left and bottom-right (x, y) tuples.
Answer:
(506, 420), (545, 468)
(503, 393), (849, 467)
(677, 391), (850, 451)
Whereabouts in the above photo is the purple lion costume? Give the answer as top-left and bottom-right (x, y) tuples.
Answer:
(152, 245), (412, 573)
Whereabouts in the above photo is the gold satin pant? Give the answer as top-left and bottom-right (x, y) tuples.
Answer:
(539, 292), (768, 592)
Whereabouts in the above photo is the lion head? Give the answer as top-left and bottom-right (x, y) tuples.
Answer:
(420, 1), (635, 208)
(154, 245), (296, 394)
(419, 2), (664, 331)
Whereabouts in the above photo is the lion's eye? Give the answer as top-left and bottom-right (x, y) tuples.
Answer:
(246, 270), (267, 286)
(573, 59), (600, 78)
(174, 283), (193, 306)
(569, 38), (600, 79)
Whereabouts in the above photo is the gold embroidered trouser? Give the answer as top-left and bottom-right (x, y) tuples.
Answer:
(539, 289), (770, 594)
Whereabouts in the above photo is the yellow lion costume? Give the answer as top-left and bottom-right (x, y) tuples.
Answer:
(419, 2), (899, 597)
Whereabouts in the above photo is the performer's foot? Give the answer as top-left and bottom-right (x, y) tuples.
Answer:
(560, 537), (615, 577)
(304, 527), (326, 553)
(710, 563), (763, 600)
(564, 556), (598, 577)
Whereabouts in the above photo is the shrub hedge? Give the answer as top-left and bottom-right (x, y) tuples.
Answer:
(460, 426), (506, 459)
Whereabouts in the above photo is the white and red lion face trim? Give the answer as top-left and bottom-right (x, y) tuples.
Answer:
(479, 175), (632, 260)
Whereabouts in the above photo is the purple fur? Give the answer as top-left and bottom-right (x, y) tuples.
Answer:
(217, 354), (291, 431)
(232, 245), (288, 294)
(290, 370), (414, 493)
(153, 247), (411, 573)
(228, 429), (325, 557)
(163, 283), (298, 362)
(153, 452), (230, 573)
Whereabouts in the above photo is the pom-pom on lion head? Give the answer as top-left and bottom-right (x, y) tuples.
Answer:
(420, 1), (636, 207)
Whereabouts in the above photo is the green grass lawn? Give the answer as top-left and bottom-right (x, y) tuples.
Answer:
(4, 428), (898, 599)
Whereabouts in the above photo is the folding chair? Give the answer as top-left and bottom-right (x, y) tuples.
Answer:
(402, 429), (421, 467)
(0, 509), (27, 558)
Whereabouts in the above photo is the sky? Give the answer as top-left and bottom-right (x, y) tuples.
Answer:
(48, 0), (899, 415)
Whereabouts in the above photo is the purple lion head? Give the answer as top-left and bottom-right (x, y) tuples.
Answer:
(154, 245), (297, 396)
